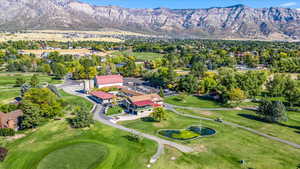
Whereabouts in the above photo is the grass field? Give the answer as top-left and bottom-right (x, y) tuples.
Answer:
(112, 51), (163, 61)
(0, 73), (62, 104)
(0, 90), (157, 169)
(106, 106), (124, 116)
(164, 95), (223, 108)
(121, 111), (300, 169)
(37, 143), (108, 169)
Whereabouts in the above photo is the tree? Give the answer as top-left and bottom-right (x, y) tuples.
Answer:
(51, 63), (67, 79)
(69, 107), (94, 128)
(199, 76), (218, 94)
(177, 75), (199, 94)
(20, 100), (42, 129)
(236, 71), (268, 97)
(23, 88), (63, 118)
(256, 100), (287, 123)
(266, 74), (288, 97)
(151, 107), (166, 122)
(42, 64), (52, 75)
(14, 77), (26, 87)
(191, 62), (207, 78)
(30, 74), (39, 88)
(284, 79), (300, 107)
(228, 88), (247, 106)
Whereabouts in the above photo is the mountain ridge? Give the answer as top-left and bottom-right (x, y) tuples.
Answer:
(0, 0), (299, 40)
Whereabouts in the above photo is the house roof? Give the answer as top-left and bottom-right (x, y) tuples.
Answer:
(91, 91), (114, 100)
(0, 110), (23, 128)
(129, 94), (162, 103)
(133, 100), (154, 107)
(95, 75), (123, 85)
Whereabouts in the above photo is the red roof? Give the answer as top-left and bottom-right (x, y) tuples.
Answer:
(91, 91), (114, 100)
(152, 104), (162, 108)
(95, 75), (123, 85)
(133, 100), (154, 107)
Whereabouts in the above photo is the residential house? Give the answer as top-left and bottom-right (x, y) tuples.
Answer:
(0, 110), (23, 130)
(94, 75), (123, 88)
(124, 94), (163, 115)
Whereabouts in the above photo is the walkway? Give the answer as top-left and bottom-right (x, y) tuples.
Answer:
(165, 104), (300, 149)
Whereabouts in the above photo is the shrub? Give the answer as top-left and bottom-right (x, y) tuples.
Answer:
(0, 128), (15, 137)
(69, 108), (94, 128)
(0, 147), (8, 161)
(256, 100), (287, 123)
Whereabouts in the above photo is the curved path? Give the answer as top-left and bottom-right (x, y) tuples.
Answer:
(59, 82), (193, 164)
(165, 104), (300, 149)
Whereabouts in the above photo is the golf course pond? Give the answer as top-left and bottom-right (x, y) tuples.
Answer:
(158, 126), (216, 141)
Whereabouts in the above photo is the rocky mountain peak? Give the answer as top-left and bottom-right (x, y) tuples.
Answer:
(0, 0), (299, 40)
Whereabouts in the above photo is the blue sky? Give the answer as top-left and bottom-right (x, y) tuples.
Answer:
(81, 0), (300, 9)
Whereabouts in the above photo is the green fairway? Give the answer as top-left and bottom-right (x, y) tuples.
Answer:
(38, 143), (108, 169)
(0, 73), (62, 103)
(112, 51), (163, 61)
(121, 111), (300, 169)
(176, 108), (300, 144)
(164, 95), (223, 108)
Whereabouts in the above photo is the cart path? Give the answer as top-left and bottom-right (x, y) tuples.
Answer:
(165, 104), (300, 149)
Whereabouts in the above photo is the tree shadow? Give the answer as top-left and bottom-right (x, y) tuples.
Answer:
(276, 122), (300, 131)
(123, 135), (140, 143)
(238, 114), (300, 133)
(141, 117), (158, 122)
(238, 113), (270, 123)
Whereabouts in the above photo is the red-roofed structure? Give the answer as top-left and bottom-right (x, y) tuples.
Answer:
(91, 91), (115, 104)
(133, 100), (154, 107)
(124, 94), (164, 115)
(95, 75), (123, 88)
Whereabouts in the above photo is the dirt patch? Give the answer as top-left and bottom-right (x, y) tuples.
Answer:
(153, 121), (169, 128)
(192, 144), (207, 152)
(195, 111), (213, 116)
(6, 134), (26, 141)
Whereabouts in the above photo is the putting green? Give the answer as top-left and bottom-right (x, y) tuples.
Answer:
(37, 143), (108, 169)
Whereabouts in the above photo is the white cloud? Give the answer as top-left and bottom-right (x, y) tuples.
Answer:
(297, 8), (300, 11)
(280, 2), (297, 7)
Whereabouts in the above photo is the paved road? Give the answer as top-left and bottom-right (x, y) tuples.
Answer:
(59, 81), (193, 164)
(166, 105), (300, 149)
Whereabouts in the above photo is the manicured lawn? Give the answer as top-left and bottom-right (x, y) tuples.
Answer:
(176, 108), (300, 145)
(112, 51), (163, 61)
(106, 106), (124, 116)
(60, 90), (94, 110)
(0, 73), (62, 104)
(121, 111), (300, 169)
(164, 95), (223, 108)
(0, 90), (157, 169)
(37, 143), (108, 169)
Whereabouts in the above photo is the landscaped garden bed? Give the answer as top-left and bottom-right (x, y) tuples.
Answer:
(158, 126), (216, 141)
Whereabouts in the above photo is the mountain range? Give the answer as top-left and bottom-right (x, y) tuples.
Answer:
(0, 0), (299, 40)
